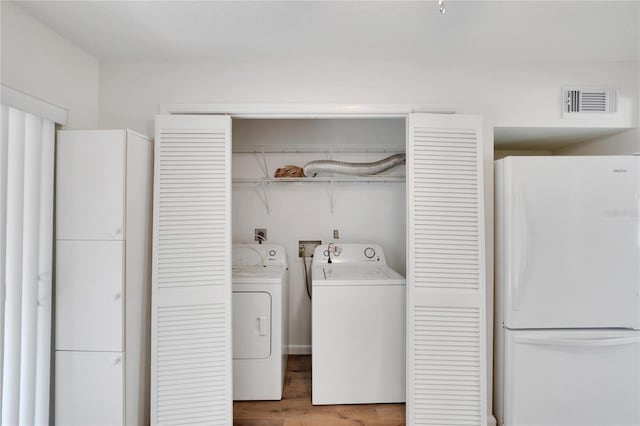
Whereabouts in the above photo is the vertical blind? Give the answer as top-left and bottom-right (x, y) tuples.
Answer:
(0, 104), (55, 426)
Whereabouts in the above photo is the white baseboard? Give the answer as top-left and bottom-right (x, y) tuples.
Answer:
(288, 344), (311, 355)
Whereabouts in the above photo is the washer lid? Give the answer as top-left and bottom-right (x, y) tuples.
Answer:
(232, 243), (287, 268)
(312, 264), (405, 286)
(232, 265), (287, 284)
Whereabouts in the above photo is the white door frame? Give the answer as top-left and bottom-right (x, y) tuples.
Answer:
(160, 103), (456, 118)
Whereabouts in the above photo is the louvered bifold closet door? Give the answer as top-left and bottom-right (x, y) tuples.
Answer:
(152, 115), (232, 426)
(407, 114), (487, 426)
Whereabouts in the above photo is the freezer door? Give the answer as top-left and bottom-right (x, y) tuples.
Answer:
(499, 156), (640, 329)
(503, 329), (640, 426)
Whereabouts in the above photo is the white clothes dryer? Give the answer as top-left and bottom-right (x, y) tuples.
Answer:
(311, 243), (406, 405)
(232, 244), (289, 400)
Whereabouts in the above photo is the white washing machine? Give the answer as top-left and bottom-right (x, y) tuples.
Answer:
(232, 244), (289, 400)
(311, 243), (406, 405)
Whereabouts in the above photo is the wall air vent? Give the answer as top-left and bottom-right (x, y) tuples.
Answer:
(562, 87), (616, 117)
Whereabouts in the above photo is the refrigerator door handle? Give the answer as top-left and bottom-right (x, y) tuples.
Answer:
(515, 335), (640, 348)
(512, 189), (529, 311)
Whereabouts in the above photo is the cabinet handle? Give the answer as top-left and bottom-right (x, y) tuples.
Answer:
(112, 293), (121, 301)
(516, 335), (640, 347)
(113, 227), (122, 237)
(257, 316), (268, 336)
(112, 356), (122, 366)
(512, 188), (529, 312)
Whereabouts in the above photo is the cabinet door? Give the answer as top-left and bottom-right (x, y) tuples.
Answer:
(55, 351), (124, 426)
(232, 292), (271, 359)
(152, 115), (232, 425)
(407, 113), (487, 425)
(56, 130), (125, 240)
(56, 240), (123, 351)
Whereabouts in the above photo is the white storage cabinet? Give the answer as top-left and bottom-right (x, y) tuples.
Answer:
(55, 130), (153, 426)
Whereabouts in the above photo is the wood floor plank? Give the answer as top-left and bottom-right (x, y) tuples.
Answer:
(233, 355), (406, 425)
(283, 413), (367, 426)
(375, 404), (406, 420)
(234, 419), (285, 426)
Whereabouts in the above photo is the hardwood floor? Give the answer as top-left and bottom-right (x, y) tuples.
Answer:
(233, 355), (406, 426)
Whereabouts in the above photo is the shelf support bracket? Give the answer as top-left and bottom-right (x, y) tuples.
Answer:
(254, 147), (270, 178)
(255, 179), (271, 214)
(329, 178), (335, 214)
(262, 179), (271, 214)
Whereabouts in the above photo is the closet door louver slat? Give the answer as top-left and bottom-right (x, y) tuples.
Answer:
(156, 304), (227, 426)
(413, 306), (482, 426)
(407, 114), (487, 426)
(152, 115), (232, 426)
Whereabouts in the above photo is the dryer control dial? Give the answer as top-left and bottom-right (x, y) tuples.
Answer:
(364, 247), (376, 259)
(269, 249), (277, 257)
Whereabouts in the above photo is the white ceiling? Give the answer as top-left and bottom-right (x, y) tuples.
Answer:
(11, 0), (640, 64)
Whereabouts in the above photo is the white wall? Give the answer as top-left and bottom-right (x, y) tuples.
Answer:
(232, 119), (406, 351)
(96, 57), (638, 383)
(98, 61), (638, 137)
(0, 2), (99, 128)
(557, 7), (640, 156)
(554, 128), (639, 155)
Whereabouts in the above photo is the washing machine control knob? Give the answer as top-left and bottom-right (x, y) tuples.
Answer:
(364, 247), (376, 259)
(269, 249), (277, 257)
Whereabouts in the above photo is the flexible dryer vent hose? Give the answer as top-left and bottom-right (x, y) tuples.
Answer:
(303, 153), (406, 177)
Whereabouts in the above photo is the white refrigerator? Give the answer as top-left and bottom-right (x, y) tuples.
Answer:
(495, 156), (640, 426)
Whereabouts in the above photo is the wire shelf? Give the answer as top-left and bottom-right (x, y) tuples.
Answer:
(233, 176), (406, 184)
(232, 144), (405, 154)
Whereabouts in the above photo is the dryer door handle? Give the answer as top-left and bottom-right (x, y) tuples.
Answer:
(257, 316), (268, 336)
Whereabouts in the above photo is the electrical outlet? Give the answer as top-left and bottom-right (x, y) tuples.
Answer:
(298, 240), (321, 257)
(333, 229), (340, 239)
(255, 228), (267, 242)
